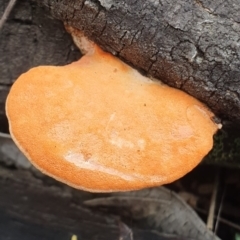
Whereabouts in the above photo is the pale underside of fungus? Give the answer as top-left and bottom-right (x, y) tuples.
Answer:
(6, 31), (219, 192)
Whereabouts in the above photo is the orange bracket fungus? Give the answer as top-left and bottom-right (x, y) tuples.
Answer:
(6, 32), (220, 192)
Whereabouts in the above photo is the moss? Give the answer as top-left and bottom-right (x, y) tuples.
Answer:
(204, 126), (240, 168)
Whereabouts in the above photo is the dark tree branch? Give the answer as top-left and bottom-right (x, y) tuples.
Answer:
(40, 0), (240, 125)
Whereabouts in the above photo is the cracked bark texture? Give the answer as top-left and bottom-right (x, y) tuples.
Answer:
(0, 0), (80, 133)
(40, 0), (240, 126)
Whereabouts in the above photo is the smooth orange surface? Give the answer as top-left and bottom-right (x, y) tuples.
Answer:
(6, 47), (218, 192)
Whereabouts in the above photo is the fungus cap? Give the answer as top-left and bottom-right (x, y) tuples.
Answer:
(6, 45), (219, 192)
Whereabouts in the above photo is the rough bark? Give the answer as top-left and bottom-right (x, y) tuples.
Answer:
(40, 0), (240, 126)
(1, 0), (240, 127)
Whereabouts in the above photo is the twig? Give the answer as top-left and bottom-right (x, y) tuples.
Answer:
(196, 207), (240, 232)
(207, 169), (219, 230)
(214, 184), (226, 234)
(0, 0), (17, 31)
(0, 132), (11, 138)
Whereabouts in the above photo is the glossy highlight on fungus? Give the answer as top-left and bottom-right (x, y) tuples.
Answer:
(6, 46), (219, 192)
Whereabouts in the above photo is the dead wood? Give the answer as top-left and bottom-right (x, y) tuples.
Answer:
(39, 0), (240, 125)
